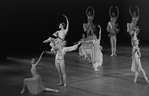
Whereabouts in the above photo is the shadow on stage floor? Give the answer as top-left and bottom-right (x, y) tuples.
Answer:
(1, 44), (149, 96)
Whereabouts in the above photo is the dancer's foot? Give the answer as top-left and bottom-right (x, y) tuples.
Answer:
(114, 54), (117, 56)
(110, 54), (114, 56)
(94, 68), (100, 71)
(58, 82), (63, 86)
(145, 77), (149, 83)
(134, 78), (137, 83)
(63, 84), (67, 87)
(20, 89), (25, 94)
(53, 89), (59, 92)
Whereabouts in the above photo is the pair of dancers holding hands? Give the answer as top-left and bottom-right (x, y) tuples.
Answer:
(21, 14), (81, 95)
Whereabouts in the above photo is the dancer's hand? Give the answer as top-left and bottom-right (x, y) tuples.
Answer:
(43, 40), (46, 43)
(41, 51), (44, 55)
(63, 14), (67, 18)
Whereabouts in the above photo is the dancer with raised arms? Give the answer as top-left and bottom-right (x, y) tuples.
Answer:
(107, 6), (119, 56)
(127, 6), (140, 46)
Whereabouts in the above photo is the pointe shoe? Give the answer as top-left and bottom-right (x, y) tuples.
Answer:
(58, 82), (63, 86)
(110, 54), (114, 56)
(20, 90), (25, 94)
(94, 68), (100, 71)
(114, 54), (117, 56)
(134, 79), (137, 83)
(63, 84), (67, 87)
(145, 77), (149, 83)
(53, 89), (59, 92)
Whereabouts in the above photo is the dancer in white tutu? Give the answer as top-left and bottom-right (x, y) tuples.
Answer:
(92, 25), (103, 71)
(127, 6), (140, 46)
(131, 32), (149, 83)
(81, 25), (103, 71)
(107, 6), (119, 56)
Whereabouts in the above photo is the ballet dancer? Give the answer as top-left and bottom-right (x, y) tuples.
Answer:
(107, 6), (119, 56)
(53, 14), (69, 44)
(83, 6), (96, 37)
(81, 25), (103, 71)
(45, 40), (81, 87)
(131, 32), (149, 83)
(127, 6), (140, 46)
(21, 51), (59, 94)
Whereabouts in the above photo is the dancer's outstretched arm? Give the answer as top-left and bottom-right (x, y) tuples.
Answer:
(35, 51), (44, 66)
(63, 42), (81, 52)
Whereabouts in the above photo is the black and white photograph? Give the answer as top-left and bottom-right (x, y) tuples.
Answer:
(1, 0), (149, 96)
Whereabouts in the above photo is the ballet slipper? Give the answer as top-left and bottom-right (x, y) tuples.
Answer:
(145, 77), (149, 83)
(20, 89), (25, 94)
(58, 82), (63, 86)
(94, 68), (100, 71)
(134, 78), (137, 83)
(53, 89), (59, 92)
(110, 54), (114, 56)
(114, 54), (117, 56)
(63, 84), (67, 87)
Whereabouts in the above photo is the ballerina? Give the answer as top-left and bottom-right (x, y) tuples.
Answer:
(83, 6), (96, 37)
(91, 25), (103, 71)
(107, 6), (120, 56)
(53, 14), (69, 41)
(81, 25), (103, 71)
(21, 51), (59, 94)
(131, 32), (149, 83)
(127, 6), (140, 46)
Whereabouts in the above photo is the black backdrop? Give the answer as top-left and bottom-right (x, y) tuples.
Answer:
(0, 0), (149, 60)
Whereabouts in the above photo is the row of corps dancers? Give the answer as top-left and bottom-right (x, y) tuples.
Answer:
(107, 6), (140, 56)
(20, 6), (148, 95)
(83, 6), (140, 57)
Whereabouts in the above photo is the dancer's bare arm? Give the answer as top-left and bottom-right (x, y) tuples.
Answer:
(35, 51), (44, 66)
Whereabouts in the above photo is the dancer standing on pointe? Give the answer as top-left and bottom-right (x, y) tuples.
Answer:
(127, 6), (140, 46)
(21, 51), (59, 94)
(107, 6), (119, 56)
(131, 32), (149, 83)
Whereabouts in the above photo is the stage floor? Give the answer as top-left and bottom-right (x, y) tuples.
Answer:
(1, 45), (149, 96)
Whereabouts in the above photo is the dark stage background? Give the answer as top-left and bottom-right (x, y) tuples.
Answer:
(0, 0), (149, 61)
